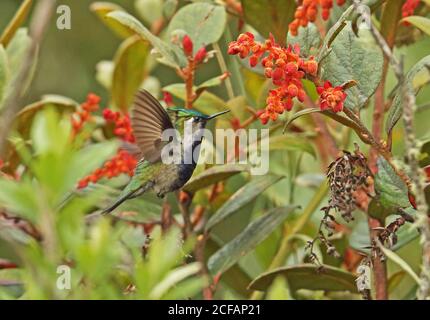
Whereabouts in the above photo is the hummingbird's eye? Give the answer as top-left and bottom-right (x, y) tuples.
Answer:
(193, 116), (201, 122)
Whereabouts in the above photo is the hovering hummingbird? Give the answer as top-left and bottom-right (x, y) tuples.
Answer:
(102, 89), (229, 214)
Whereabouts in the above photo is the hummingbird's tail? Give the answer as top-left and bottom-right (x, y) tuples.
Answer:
(101, 189), (139, 215)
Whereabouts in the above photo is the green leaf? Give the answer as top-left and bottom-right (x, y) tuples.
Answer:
(287, 23), (321, 57)
(374, 157), (410, 209)
(266, 276), (291, 300)
(349, 217), (371, 253)
(401, 16), (430, 37)
(317, 5), (354, 62)
(4, 97), (76, 173)
(204, 238), (252, 297)
(206, 174), (284, 230)
(5, 28), (38, 94)
(388, 270), (406, 294)
(241, 0), (296, 45)
(135, 0), (164, 26)
(196, 75), (226, 94)
(163, 0), (178, 20)
(90, 2), (134, 39)
(3, 98), (74, 172)
(161, 277), (206, 300)
(265, 135), (316, 158)
(367, 197), (394, 222)
(112, 36), (149, 112)
(0, 179), (39, 222)
(166, 2), (227, 54)
(183, 163), (248, 193)
(27, 109), (118, 201)
(227, 96), (248, 122)
(282, 108), (320, 133)
(320, 22), (383, 110)
(0, 45), (9, 105)
(150, 262), (202, 299)
(295, 173), (325, 188)
(14, 96), (77, 138)
(386, 55), (430, 135)
(95, 60), (114, 89)
(163, 83), (226, 114)
(248, 264), (358, 293)
(106, 11), (186, 68)
(377, 242), (420, 285)
(0, 0), (32, 47)
(6, 28), (30, 75)
(0, 269), (24, 299)
(208, 206), (296, 275)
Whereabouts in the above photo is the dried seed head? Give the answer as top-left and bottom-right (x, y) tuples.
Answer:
(326, 146), (371, 223)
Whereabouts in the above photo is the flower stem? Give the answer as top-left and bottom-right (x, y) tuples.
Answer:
(213, 43), (235, 101)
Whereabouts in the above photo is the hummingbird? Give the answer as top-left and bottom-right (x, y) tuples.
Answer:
(102, 89), (229, 214)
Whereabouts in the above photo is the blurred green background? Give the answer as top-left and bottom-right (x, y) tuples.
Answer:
(0, 0), (225, 106)
(1, 0), (136, 104)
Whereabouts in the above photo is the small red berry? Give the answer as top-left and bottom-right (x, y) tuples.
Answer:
(249, 55), (258, 67)
(286, 62), (298, 74)
(304, 59), (318, 76)
(287, 84), (299, 97)
(272, 68), (284, 81)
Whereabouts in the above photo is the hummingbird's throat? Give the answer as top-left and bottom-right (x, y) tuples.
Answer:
(160, 118), (206, 165)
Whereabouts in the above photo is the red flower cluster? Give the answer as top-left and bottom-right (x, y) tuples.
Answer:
(182, 35), (207, 64)
(77, 108), (138, 189)
(289, 0), (346, 36)
(317, 81), (347, 113)
(402, 0), (420, 18)
(103, 109), (135, 143)
(77, 150), (137, 189)
(71, 93), (100, 135)
(228, 32), (318, 124)
(228, 33), (348, 123)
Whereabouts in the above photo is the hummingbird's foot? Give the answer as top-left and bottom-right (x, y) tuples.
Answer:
(157, 192), (165, 199)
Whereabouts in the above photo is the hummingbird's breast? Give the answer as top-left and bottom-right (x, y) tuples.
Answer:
(152, 162), (196, 196)
(152, 118), (205, 196)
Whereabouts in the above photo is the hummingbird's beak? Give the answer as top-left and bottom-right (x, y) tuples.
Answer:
(207, 110), (230, 120)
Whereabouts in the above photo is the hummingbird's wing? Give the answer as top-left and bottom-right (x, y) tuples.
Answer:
(120, 141), (142, 160)
(131, 90), (174, 163)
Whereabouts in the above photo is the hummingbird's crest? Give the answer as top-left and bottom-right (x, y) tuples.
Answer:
(131, 90), (174, 163)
